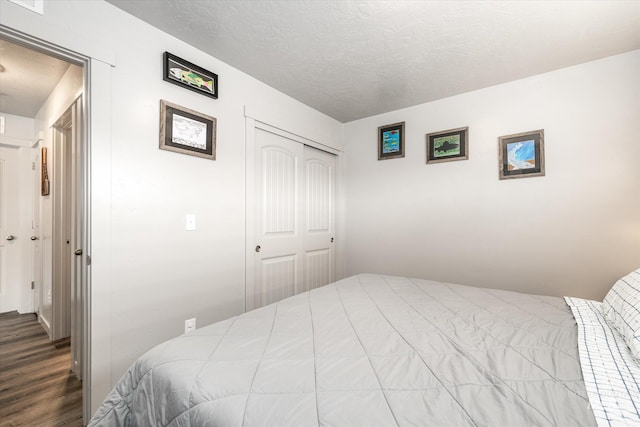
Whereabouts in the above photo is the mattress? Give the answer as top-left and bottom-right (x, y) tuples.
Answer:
(89, 274), (597, 426)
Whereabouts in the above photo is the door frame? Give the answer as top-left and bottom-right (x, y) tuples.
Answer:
(31, 145), (41, 315)
(0, 25), (95, 423)
(51, 108), (73, 341)
(244, 113), (343, 312)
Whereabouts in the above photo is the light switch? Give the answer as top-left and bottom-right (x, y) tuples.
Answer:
(185, 214), (196, 231)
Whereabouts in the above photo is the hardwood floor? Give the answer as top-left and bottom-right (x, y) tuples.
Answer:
(0, 311), (83, 426)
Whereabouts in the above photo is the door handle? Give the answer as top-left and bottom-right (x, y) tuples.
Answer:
(331, 237), (334, 243)
(30, 236), (38, 241)
(255, 245), (261, 253)
(74, 249), (83, 256)
(6, 235), (15, 241)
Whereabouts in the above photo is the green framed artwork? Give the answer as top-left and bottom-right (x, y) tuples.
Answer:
(378, 121), (405, 160)
(426, 126), (469, 164)
(498, 129), (545, 180)
(163, 52), (219, 99)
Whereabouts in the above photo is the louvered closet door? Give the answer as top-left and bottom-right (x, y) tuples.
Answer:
(301, 146), (336, 293)
(254, 129), (304, 308)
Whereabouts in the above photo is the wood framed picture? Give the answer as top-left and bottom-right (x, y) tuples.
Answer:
(426, 126), (468, 164)
(159, 100), (217, 160)
(163, 52), (218, 99)
(498, 129), (545, 180)
(378, 121), (405, 160)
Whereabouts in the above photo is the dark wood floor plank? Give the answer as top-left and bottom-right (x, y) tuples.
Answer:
(0, 311), (82, 426)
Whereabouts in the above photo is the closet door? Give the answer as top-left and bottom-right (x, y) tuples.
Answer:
(253, 128), (304, 309)
(251, 128), (337, 309)
(302, 146), (336, 293)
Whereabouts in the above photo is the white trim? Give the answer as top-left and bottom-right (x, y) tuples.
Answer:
(8, 0), (43, 15)
(0, 12), (116, 67)
(86, 56), (113, 420)
(244, 106), (342, 154)
(0, 136), (33, 147)
(255, 121), (341, 156)
(0, 24), (107, 424)
(244, 117), (256, 312)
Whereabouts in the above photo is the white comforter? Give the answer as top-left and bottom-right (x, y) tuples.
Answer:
(90, 274), (597, 426)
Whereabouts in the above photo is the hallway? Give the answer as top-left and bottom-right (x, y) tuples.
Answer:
(0, 311), (82, 426)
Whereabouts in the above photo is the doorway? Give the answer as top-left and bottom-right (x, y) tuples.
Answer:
(0, 33), (89, 418)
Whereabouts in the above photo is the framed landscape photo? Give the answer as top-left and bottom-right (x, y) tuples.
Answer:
(159, 100), (217, 160)
(426, 126), (468, 164)
(378, 121), (405, 160)
(163, 52), (218, 99)
(498, 129), (545, 180)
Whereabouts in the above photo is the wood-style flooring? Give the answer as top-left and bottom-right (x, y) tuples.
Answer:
(0, 311), (82, 426)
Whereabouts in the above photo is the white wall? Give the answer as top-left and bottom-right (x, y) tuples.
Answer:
(344, 50), (640, 301)
(33, 64), (83, 334)
(0, 113), (34, 147)
(1, 0), (343, 415)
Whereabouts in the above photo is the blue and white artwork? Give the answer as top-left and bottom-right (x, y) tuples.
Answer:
(382, 129), (400, 154)
(506, 140), (535, 171)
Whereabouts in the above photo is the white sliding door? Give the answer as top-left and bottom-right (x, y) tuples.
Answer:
(253, 128), (304, 309)
(302, 146), (335, 293)
(249, 126), (336, 310)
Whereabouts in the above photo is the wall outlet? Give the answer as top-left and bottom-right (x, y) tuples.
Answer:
(184, 318), (196, 334)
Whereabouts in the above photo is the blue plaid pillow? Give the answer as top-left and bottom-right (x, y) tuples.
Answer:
(602, 268), (640, 359)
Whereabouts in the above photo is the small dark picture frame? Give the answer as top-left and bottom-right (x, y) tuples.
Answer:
(498, 129), (545, 180)
(426, 126), (469, 164)
(159, 100), (216, 160)
(163, 52), (218, 99)
(378, 122), (405, 160)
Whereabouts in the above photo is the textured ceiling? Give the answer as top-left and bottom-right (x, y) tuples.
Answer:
(0, 39), (71, 118)
(110, 1), (640, 123)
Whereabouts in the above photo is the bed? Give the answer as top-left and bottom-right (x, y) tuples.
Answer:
(89, 272), (640, 426)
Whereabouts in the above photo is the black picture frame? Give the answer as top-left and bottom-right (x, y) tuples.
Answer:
(498, 129), (545, 180)
(163, 52), (218, 99)
(426, 126), (469, 164)
(159, 100), (216, 160)
(378, 121), (405, 160)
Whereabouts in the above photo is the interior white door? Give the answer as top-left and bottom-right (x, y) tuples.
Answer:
(0, 147), (20, 313)
(51, 116), (72, 340)
(251, 127), (337, 310)
(302, 146), (336, 292)
(253, 128), (304, 309)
